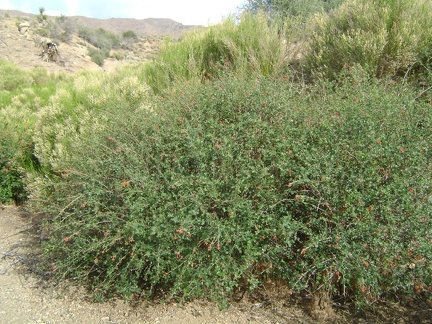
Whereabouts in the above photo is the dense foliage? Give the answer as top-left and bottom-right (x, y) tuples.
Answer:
(36, 71), (431, 307)
(244, 0), (344, 17)
(1, 0), (431, 311)
(304, 0), (432, 81)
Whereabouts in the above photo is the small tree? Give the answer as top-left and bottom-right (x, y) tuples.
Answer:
(38, 7), (48, 22)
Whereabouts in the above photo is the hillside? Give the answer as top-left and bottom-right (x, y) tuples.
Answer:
(0, 9), (201, 74)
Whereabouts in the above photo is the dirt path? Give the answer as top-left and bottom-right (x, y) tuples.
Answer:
(0, 205), (321, 324)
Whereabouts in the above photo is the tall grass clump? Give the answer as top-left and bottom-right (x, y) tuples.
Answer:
(144, 11), (303, 93)
(38, 72), (431, 307)
(304, 0), (432, 80)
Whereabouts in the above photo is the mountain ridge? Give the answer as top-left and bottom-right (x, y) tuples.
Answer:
(0, 9), (201, 36)
(0, 9), (202, 74)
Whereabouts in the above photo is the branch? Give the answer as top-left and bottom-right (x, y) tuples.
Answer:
(412, 85), (432, 102)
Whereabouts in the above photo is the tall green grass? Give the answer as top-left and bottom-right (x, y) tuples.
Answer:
(0, 59), (33, 92)
(144, 11), (303, 93)
(145, 0), (432, 94)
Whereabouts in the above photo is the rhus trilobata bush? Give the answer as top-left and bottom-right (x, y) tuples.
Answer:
(40, 73), (431, 306)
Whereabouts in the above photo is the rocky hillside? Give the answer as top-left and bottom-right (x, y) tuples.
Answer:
(0, 9), (201, 74)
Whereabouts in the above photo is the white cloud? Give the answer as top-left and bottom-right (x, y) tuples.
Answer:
(44, 9), (62, 17)
(121, 0), (244, 25)
(0, 0), (31, 13)
(0, 0), (15, 10)
(64, 0), (80, 16)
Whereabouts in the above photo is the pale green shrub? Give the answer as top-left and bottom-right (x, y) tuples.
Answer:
(30, 70), (152, 208)
(304, 0), (389, 79)
(0, 86), (50, 203)
(304, 0), (432, 80)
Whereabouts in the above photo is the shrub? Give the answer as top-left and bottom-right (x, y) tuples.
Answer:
(88, 47), (107, 66)
(33, 27), (51, 38)
(303, 0), (432, 80)
(0, 165), (26, 204)
(30, 66), (51, 85)
(78, 27), (120, 51)
(80, 27), (123, 66)
(244, 0), (344, 18)
(0, 59), (33, 91)
(111, 51), (126, 61)
(0, 65), (60, 204)
(31, 69), (151, 178)
(121, 30), (139, 50)
(38, 73), (431, 307)
(0, 129), (26, 204)
(0, 88), (42, 204)
(122, 30), (138, 41)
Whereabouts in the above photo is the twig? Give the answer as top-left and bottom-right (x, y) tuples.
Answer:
(344, 149), (361, 166)
(52, 195), (82, 221)
(412, 85), (432, 102)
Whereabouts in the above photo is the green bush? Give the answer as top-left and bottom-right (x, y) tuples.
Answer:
(0, 65), (60, 204)
(30, 66), (51, 85)
(0, 59), (33, 91)
(33, 28), (50, 37)
(0, 164), (26, 204)
(0, 129), (26, 204)
(88, 47), (107, 66)
(122, 30), (138, 41)
(78, 27), (120, 51)
(111, 51), (126, 61)
(81, 27), (122, 66)
(39, 73), (431, 307)
(31, 69), (151, 178)
(304, 0), (432, 80)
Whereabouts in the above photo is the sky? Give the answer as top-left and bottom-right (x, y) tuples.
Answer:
(0, 0), (247, 26)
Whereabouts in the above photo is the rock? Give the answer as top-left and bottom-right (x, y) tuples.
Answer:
(18, 22), (30, 34)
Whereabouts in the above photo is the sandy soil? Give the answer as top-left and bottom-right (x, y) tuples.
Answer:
(0, 13), (152, 75)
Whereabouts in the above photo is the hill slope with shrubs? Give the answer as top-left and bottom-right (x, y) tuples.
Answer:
(1, 0), (431, 318)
